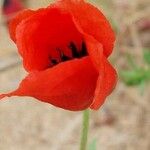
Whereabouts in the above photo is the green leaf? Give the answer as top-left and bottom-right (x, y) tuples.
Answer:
(120, 68), (150, 86)
(125, 53), (137, 69)
(88, 138), (97, 150)
(139, 80), (146, 95)
(143, 49), (150, 64)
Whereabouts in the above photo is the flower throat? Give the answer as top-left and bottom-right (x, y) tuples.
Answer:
(50, 41), (88, 66)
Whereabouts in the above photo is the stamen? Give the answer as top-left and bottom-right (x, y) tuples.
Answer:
(80, 42), (87, 56)
(51, 59), (58, 65)
(57, 48), (71, 62)
(61, 53), (70, 61)
(49, 41), (88, 67)
(69, 42), (80, 58)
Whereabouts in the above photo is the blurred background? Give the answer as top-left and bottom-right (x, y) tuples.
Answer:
(0, 0), (150, 149)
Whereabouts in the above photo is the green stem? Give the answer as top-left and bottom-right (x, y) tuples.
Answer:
(80, 109), (90, 150)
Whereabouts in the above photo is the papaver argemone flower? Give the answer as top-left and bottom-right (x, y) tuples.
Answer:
(0, 0), (117, 111)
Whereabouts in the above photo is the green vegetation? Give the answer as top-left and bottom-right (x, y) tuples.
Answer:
(120, 49), (150, 87)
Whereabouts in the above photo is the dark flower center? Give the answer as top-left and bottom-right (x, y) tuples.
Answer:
(49, 41), (88, 67)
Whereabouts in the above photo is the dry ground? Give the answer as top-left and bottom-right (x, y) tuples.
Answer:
(0, 0), (150, 150)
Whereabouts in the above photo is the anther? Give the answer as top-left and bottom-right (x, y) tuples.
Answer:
(57, 48), (70, 62)
(69, 42), (80, 58)
(80, 42), (87, 56)
(51, 59), (58, 65)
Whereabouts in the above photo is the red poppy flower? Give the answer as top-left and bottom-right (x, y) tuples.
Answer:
(0, 0), (117, 111)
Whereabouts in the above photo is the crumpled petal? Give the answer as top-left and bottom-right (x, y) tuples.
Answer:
(9, 9), (35, 42)
(14, 7), (83, 72)
(52, 0), (115, 57)
(0, 57), (98, 111)
(90, 57), (117, 109)
(84, 35), (117, 109)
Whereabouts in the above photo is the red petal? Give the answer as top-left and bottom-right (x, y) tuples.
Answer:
(83, 34), (103, 71)
(15, 8), (83, 72)
(52, 0), (115, 57)
(9, 9), (35, 42)
(0, 57), (98, 111)
(84, 35), (117, 110)
(90, 57), (117, 110)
